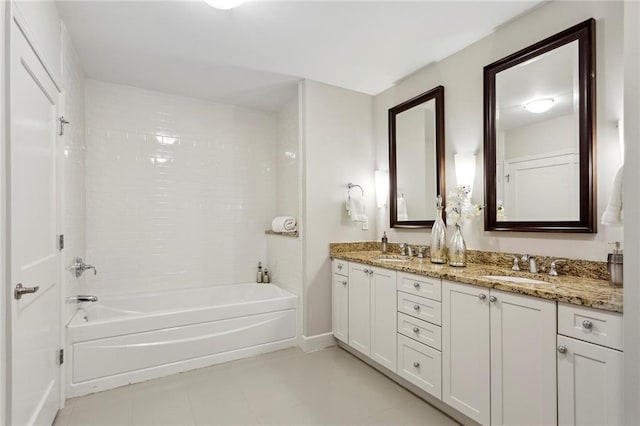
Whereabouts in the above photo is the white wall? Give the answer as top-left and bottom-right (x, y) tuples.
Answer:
(374, 1), (623, 261)
(302, 79), (375, 336)
(623, 1), (640, 422)
(1, 0), (7, 421)
(275, 97), (300, 218)
(60, 24), (86, 324)
(504, 113), (577, 160)
(85, 81), (277, 296)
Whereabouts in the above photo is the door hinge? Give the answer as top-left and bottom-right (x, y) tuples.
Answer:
(59, 116), (70, 136)
(58, 234), (64, 251)
(58, 349), (64, 365)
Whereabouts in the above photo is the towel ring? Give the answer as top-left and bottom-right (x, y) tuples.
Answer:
(347, 183), (364, 198)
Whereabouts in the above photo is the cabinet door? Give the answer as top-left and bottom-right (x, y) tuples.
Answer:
(370, 266), (397, 371)
(348, 263), (371, 356)
(558, 335), (623, 426)
(490, 290), (557, 426)
(442, 280), (490, 425)
(332, 273), (349, 343)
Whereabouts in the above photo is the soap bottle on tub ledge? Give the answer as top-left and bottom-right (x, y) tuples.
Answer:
(257, 262), (264, 283)
(263, 269), (271, 283)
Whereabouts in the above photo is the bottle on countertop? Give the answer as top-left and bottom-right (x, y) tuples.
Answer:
(263, 269), (271, 283)
(607, 242), (623, 286)
(257, 262), (264, 283)
(381, 232), (388, 253)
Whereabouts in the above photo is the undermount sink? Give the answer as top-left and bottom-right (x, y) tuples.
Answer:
(482, 275), (548, 285)
(376, 257), (410, 263)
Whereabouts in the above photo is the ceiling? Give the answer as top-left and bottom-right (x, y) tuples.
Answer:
(57, 0), (542, 111)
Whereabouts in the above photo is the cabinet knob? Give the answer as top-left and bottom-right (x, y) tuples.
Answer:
(557, 345), (568, 354)
(582, 320), (593, 330)
(412, 327), (420, 333)
(363, 268), (369, 274)
(413, 304), (420, 311)
(478, 294), (487, 300)
(489, 295), (497, 303)
(337, 264), (343, 270)
(341, 280), (347, 286)
(413, 361), (420, 368)
(413, 282), (421, 289)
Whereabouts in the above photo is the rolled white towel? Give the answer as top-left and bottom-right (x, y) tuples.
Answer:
(601, 166), (623, 226)
(272, 216), (297, 232)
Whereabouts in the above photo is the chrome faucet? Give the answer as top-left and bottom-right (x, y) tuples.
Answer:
(548, 259), (566, 276)
(521, 254), (538, 274)
(67, 295), (98, 303)
(69, 257), (97, 278)
(506, 255), (520, 271)
(399, 243), (407, 256)
(407, 245), (415, 257)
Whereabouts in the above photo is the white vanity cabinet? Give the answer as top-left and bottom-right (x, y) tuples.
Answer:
(557, 304), (623, 426)
(442, 280), (556, 426)
(338, 261), (397, 371)
(331, 260), (349, 344)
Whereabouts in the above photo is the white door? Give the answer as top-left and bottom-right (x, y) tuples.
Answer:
(557, 335), (623, 426)
(332, 273), (348, 343)
(9, 21), (61, 426)
(348, 263), (370, 356)
(442, 280), (490, 425)
(489, 290), (556, 426)
(369, 266), (396, 371)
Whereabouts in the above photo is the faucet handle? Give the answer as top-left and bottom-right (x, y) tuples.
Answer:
(399, 243), (407, 256)
(505, 255), (520, 271)
(548, 259), (566, 276)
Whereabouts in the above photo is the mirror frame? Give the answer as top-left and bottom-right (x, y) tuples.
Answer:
(389, 85), (446, 229)
(483, 19), (596, 233)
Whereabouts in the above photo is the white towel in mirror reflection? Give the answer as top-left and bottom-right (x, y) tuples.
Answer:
(601, 166), (623, 226)
(397, 195), (409, 221)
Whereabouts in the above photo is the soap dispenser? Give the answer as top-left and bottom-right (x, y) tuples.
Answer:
(607, 242), (623, 287)
(381, 232), (388, 253)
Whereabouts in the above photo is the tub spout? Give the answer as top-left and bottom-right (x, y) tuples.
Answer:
(68, 295), (98, 303)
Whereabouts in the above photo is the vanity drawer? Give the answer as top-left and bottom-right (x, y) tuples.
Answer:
(558, 304), (623, 351)
(397, 272), (441, 301)
(397, 312), (441, 351)
(332, 259), (349, 277)
(397, 334), (442, 399)
(397, 292), (441, 326)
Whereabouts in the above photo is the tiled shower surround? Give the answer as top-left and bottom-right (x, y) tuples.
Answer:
(85, 81), (278, 295)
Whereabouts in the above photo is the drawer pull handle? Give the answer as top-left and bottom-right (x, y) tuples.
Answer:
(582, 320), (593, 330)
(413, 304), (420, 310)
(413, 282), (421, 289)
(412, 327), (420, 333)
(489, 295), (497, 303)
(413, 361), (420, 368)
(478, 294), (487, 300)
(341, 280), (347, 286)
(557, 345), (567, 354)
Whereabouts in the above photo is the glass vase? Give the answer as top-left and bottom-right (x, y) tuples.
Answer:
(430, 196), (447, 264)
(448, 224), (467, 267)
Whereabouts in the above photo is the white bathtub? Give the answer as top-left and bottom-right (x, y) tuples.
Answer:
(66, 284), (297, 397)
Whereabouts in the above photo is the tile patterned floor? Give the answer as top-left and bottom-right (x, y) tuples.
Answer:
(53, 346), (459, 426)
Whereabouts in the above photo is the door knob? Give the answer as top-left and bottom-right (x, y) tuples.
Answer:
(14, 283), (40, 300)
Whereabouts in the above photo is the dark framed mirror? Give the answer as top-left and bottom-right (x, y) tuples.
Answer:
(389, 86), (445, 229)
(484, 19), (596, 233)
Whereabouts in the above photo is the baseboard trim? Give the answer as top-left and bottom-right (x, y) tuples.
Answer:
(300, 332), (336, 353)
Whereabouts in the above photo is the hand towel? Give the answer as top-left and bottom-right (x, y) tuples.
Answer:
(346, 194), (368, 223)
(601, 166), (624, 226)
(272, 216), (297, 232)
(397, 196), (409, 221)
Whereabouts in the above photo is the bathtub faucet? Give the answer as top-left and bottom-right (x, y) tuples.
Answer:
(67, 295), (98, 303)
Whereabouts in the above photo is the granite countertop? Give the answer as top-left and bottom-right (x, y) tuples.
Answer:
(331, 250), (623, 314)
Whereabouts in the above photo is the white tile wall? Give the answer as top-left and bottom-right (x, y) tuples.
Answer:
(276, 96), (300, 218)
(85, 81), (277, 296)
(61, 26), (86, 323)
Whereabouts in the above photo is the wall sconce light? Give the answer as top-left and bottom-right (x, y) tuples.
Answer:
(375, 170), (389, 208)
(454, 153), (476, 193)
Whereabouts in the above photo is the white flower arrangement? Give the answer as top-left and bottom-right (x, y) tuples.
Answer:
(446, 185), (483, 227)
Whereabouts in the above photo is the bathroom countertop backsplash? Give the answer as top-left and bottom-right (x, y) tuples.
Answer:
(329, 242), (622, 313)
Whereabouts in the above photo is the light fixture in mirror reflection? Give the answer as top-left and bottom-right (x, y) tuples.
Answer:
(389, 85), (445, 229)
(484, 18), (596, 233)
